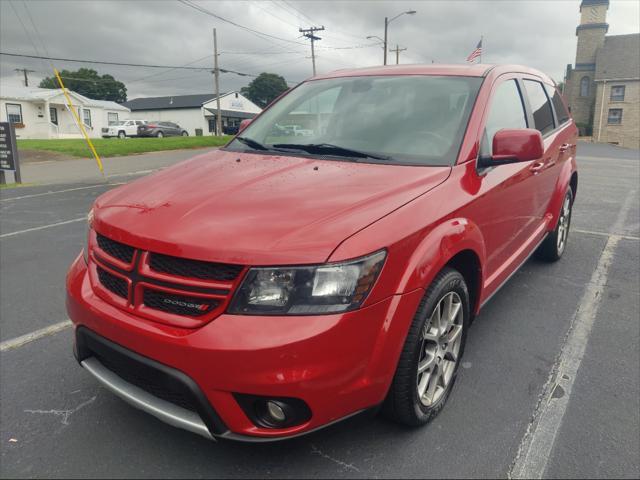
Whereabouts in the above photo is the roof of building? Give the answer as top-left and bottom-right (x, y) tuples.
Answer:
(595, 34), (640, 80)
(580, 0), (609, 10)
(1, 85), (75, 101)
(85, 99), (130, 111)
(0, 86), (130, 111)
(122, 93), (229, 111)
(202, 108), (258, 119)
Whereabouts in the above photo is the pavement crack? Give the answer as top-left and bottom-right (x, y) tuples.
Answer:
(24, 395), (96, 426)
(311, 444), (361, 473)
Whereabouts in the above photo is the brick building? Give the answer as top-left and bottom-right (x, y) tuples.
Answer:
(564, 0), (639, 149)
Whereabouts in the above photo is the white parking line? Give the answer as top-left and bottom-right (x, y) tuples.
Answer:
(0, 320), (72, 352)
(572, 228), (640, 241)
(0, 184), (109, 202)
(0, 217), (85, 238)
(510, 189), (637, 479)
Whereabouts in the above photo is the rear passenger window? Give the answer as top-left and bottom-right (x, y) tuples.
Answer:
(524, 80), (555, 135)
(544, 84), (570, 125)
(484, 79), (527, 153)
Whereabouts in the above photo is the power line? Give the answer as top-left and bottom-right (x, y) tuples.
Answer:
(178, 0), (380, 52)
(177, 0), (308, 47)
(1, 52), (301, 84)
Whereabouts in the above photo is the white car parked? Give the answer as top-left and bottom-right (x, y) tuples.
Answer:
(102, 120), (148, 139)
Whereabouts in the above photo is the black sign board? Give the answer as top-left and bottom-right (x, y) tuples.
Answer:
(0, 122), (18, 171)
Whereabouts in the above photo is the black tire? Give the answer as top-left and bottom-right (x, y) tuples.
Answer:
(182, 131), (189, 136)
(536, 187), (573, 262)
(118, 131), (126, 139)
(383, 267), (470, 426)
(156, 131), (164, 138)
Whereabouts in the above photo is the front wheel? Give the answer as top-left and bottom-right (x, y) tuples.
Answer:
(118, 131), (126, 139)
(156, 131), (164, 138)
(537, 187), (573, 262)
(383, 267), (469, 426)
(182, 131), (188, 136)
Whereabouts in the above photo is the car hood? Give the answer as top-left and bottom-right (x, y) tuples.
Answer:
(94, 149), (450, 265)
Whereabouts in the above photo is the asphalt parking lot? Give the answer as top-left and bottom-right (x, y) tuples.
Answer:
(1, 142), (638, 479)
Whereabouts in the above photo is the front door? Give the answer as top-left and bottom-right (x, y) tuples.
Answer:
(468, 75), (542, 287)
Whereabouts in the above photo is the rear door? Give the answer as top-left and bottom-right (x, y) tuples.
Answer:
(521, 78), (563, 220)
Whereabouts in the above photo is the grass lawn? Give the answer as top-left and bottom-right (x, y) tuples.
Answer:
(17, 136), (232, 158)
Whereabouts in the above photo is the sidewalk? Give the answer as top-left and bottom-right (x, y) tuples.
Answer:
(4, 147), (219, 185)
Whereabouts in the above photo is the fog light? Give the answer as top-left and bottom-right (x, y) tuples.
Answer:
(234, 393), (312, 429)
(266, 401), (287, 423)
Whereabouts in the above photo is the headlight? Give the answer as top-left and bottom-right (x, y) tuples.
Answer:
(83, 207), (94, 263)
(228, 250), (386, 315)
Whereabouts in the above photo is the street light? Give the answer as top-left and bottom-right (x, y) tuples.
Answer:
(383, 10), (416, 66)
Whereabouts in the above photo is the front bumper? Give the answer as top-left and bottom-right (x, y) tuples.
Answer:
(66, 252), (423, 441)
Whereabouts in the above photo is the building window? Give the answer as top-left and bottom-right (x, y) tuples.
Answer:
(580, 76), (590, 97)
(607, 108), (623, 125)
(107, 112), (119, 125)
(49, 107), (58, 125)
(610, 85), (625, 102)
(83, 109), (92, 127)
(6, 103), (23, 124)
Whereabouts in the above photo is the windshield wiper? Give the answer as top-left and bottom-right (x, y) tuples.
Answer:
(273, 143), (390, 161)
(236, 136), (269, 151)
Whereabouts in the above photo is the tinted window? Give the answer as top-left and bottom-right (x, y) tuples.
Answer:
(524, 80), (555, 135)
(544, 84), (570, 125)
(484, 80), (527, 152)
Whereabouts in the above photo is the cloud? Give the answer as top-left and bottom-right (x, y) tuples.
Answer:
(1, 0), (638, 99)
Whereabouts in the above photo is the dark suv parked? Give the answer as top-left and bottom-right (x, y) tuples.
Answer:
(138, 122), (188, 137)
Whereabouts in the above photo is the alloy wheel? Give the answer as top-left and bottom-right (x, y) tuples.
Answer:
(417, 292), (464, 407)
(557, 194), (571, 254)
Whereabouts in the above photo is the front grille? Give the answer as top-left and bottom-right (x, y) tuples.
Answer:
(150, 253), (243, 281)
(97, 234), (135, 264)
(97, 267), (128, 299)
(143, 289), (219, 317)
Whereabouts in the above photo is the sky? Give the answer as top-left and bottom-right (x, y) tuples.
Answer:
(1, 0), (639, 100)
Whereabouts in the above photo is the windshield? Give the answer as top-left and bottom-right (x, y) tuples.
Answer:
(226, 75), (483, 166)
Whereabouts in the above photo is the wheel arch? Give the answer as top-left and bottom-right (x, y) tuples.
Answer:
(546, 160), (577, 230)
(444, 249), (482, 317)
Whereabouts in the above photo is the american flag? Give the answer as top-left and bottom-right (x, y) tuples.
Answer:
(466, 39), (483, 63)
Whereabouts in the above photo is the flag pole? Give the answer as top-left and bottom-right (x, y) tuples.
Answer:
(479, 35), (483, 63)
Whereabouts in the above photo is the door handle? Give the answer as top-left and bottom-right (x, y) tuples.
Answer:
(529, 161), (545, 173)
(559, 143), (572, 153)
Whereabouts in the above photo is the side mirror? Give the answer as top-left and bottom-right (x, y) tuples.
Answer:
(238, 119), (252, 133)
(479, 128), (544, 168)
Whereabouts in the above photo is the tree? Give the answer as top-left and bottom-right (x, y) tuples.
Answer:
(39, 68), (127, 103)
(240, 73), (288, 108)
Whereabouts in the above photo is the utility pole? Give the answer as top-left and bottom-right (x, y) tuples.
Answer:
(213, 28), (222, 136)
(299, 26), (324, 75)
(389, 45), (407, 65)
(15, 68), (35, 87)
(383, 17), (388, 66)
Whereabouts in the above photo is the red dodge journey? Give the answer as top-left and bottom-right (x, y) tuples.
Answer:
(66, 64), (578, 441)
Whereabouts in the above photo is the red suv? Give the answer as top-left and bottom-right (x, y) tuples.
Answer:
(66, 64), (578, 442)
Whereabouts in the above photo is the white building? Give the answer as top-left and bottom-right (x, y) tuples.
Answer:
(122, 91), (262, 136)
(0, 86), (130, 139)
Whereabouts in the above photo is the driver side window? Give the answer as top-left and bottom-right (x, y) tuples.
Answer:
(483, 80), (528, 155)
